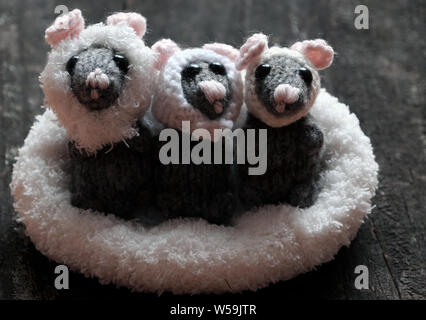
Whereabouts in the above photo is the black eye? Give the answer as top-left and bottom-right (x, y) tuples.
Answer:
(113, 54), (130, 73)
(182, 64), (201, 78)
(209, 62), (226, 75)
(299, 67), (312, 85)
(66, 56), (79, 75)
(255, 64), (271, 80)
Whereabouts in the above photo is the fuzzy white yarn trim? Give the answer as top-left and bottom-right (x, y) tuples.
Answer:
(40, 23), (157, 154)
(11, 89), (378, 294)
(152, 48), (243, 136)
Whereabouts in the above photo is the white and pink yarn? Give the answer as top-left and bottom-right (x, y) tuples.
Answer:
(151, 40), (244, 139)
(237, 33), (334, 127)
(274, 84), (300, 113)
(198, 80), (227, 114)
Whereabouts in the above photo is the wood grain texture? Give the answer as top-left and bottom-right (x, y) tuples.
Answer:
(0, 0), (424, 300)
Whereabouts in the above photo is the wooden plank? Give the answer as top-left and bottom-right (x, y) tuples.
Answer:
(323, 0), (426, 299)
(0, 0), (124, 300)
(126, 0), (246, 48)
(0, 0), (53, 300)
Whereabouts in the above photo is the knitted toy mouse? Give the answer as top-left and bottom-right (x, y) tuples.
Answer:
(151, 39), (243, 225)
(40, 10), (157, 217)
(236, 33), (334, 209)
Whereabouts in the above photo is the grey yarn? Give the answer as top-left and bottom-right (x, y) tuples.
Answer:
(238, 114), (324, 209)
(181, 60), (231, 120)
(69, 46), (125, 110)
(69, 121), (155, 218)
(255, 55), (311, 116)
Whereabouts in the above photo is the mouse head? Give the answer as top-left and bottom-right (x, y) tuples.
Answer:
(40, 10), (156, 154)
(151, 39), (243, 140)
(237, 33), (334, 127)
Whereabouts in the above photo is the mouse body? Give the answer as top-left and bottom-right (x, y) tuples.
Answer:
(151, 40), (243, 224)
(236, 34), (334, 209)
(40, 11), (157, 217)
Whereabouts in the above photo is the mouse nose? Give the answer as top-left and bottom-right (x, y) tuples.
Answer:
(85, 68), (110, 100)
(273, 84), (300, 113)
(198, 80), (226, 114)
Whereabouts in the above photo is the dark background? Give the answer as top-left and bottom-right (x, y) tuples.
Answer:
(0, 0), (424, 300)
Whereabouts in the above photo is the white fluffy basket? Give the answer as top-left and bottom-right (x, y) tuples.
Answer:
(10, 89), (378, 294)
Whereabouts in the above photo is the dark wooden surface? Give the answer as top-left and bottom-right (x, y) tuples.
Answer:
(0, 0), (425, 300)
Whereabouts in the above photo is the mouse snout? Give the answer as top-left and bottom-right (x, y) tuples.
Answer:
(273, 84), (300, 113)
(85, 68), (110, 100)
(198, 80), (226, 114)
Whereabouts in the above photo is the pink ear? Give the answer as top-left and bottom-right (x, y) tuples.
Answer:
(290, 39), (334, 70)
(45, 9), (85, 47)
(236, 33), (268, 70)
(152, 39), (180, 70)
(106, 12), (147, 37)
(203, 43), (239, 62)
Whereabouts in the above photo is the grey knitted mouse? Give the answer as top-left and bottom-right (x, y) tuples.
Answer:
(151, 40), (243, 225)
(40, 10), (157, 217)
(236, 34), (334, 209)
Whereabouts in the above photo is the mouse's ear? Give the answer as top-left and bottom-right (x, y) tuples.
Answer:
(290, 39), (334, 70)
(152, 39), (180, 70)
(203, 43), (239, 63)
(106, 12), (147, 37)
(236, 33), (268, 70)
(45, 9), (85, 47)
